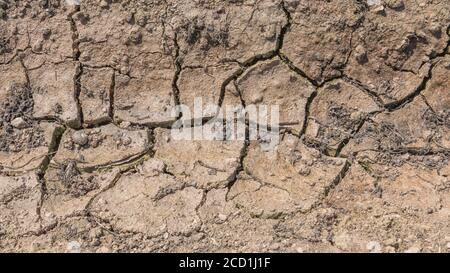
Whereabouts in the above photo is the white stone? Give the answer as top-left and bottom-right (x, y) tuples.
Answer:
(67, 241), (81, 253)
(367, 0), (381, 6)
(366, 241), (382, 253)
(72, 131), (88, 146)
(11, 117), (28, 129)
(217, 213), (228, 222)
(373, 5), (385, 14)
(65, 0), (80, 5)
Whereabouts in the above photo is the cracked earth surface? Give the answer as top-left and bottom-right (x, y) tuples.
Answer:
(0, 0), (449, 253)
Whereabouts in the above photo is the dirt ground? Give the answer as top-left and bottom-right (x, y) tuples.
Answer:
(0, 0), (449, 253)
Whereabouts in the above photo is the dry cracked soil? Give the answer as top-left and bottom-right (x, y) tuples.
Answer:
(0, 0), (449, 253)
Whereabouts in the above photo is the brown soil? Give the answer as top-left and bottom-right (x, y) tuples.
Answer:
(0, 0), (449, 253)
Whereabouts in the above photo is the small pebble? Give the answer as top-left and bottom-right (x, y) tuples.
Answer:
(367, 0), (381, 6)
(72, 131), (89, 146)
(217, 213), (228, 222)
(354, 45), (368, 64)
(385, 0), (404, 10)
(67, 241), (81, 253)
(373, 5), (385, 15)
(65, 0), (81, 6)
(119, 121), (131, 129)
(100, 0), (109, 8)
(366, 241), (382, 253)
(11, 117), (28, 129)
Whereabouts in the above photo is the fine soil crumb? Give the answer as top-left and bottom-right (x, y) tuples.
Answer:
(0, 85), (46, 152)
(56, 161), (99, 197)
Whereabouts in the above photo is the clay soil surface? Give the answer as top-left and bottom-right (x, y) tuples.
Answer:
(0, 0), (449, 253)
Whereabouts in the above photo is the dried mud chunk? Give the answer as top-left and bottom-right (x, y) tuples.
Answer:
(195, 186), (287, 252)
(175, 0), (286, 64)
(282, 0), (364, 84)
(53, 124), (149, 170)
(356, 152), (446, 212)
(244, 133), (347, 211)
(0, 122), (61, 172)
(0, 62), (63, 171)
(274, 207), (339, 246)
(2, 4), (73, 65)
(197, 179), (340, 252)
(75, 2), (175, 126)
(0, 60), (27, 99)
(27, 13), (73, 63)
(178, 64), (239, 119)
(423, 56), (450, 110)
(305, 80), (380, 152)
(76, 1), (168, 68)
(328, 152), (450, 252)
(0, 23), (16, 64)
(342, 96), (449, 155)
(0, 17), (31, 64)
(345, 1), (450, 104)
(90, 167), (203, 236)
(153, 127), (245, 190)
(197, 187), (235, 224)
(228, 176), (296, 219)
(114, 54), (176, 126)
(41, 165), (120, 219)
(237, 59), (315, 132)
(174, 0), (286, 117)
(29, 62), (81, 128)
(80, 67), (113, 125)
(421, 56), (450, 148)
(0, 173), (41, 236)
(9, 217), (95, 253)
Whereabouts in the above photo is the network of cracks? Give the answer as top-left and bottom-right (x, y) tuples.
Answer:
(0, 0), (449, 253)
